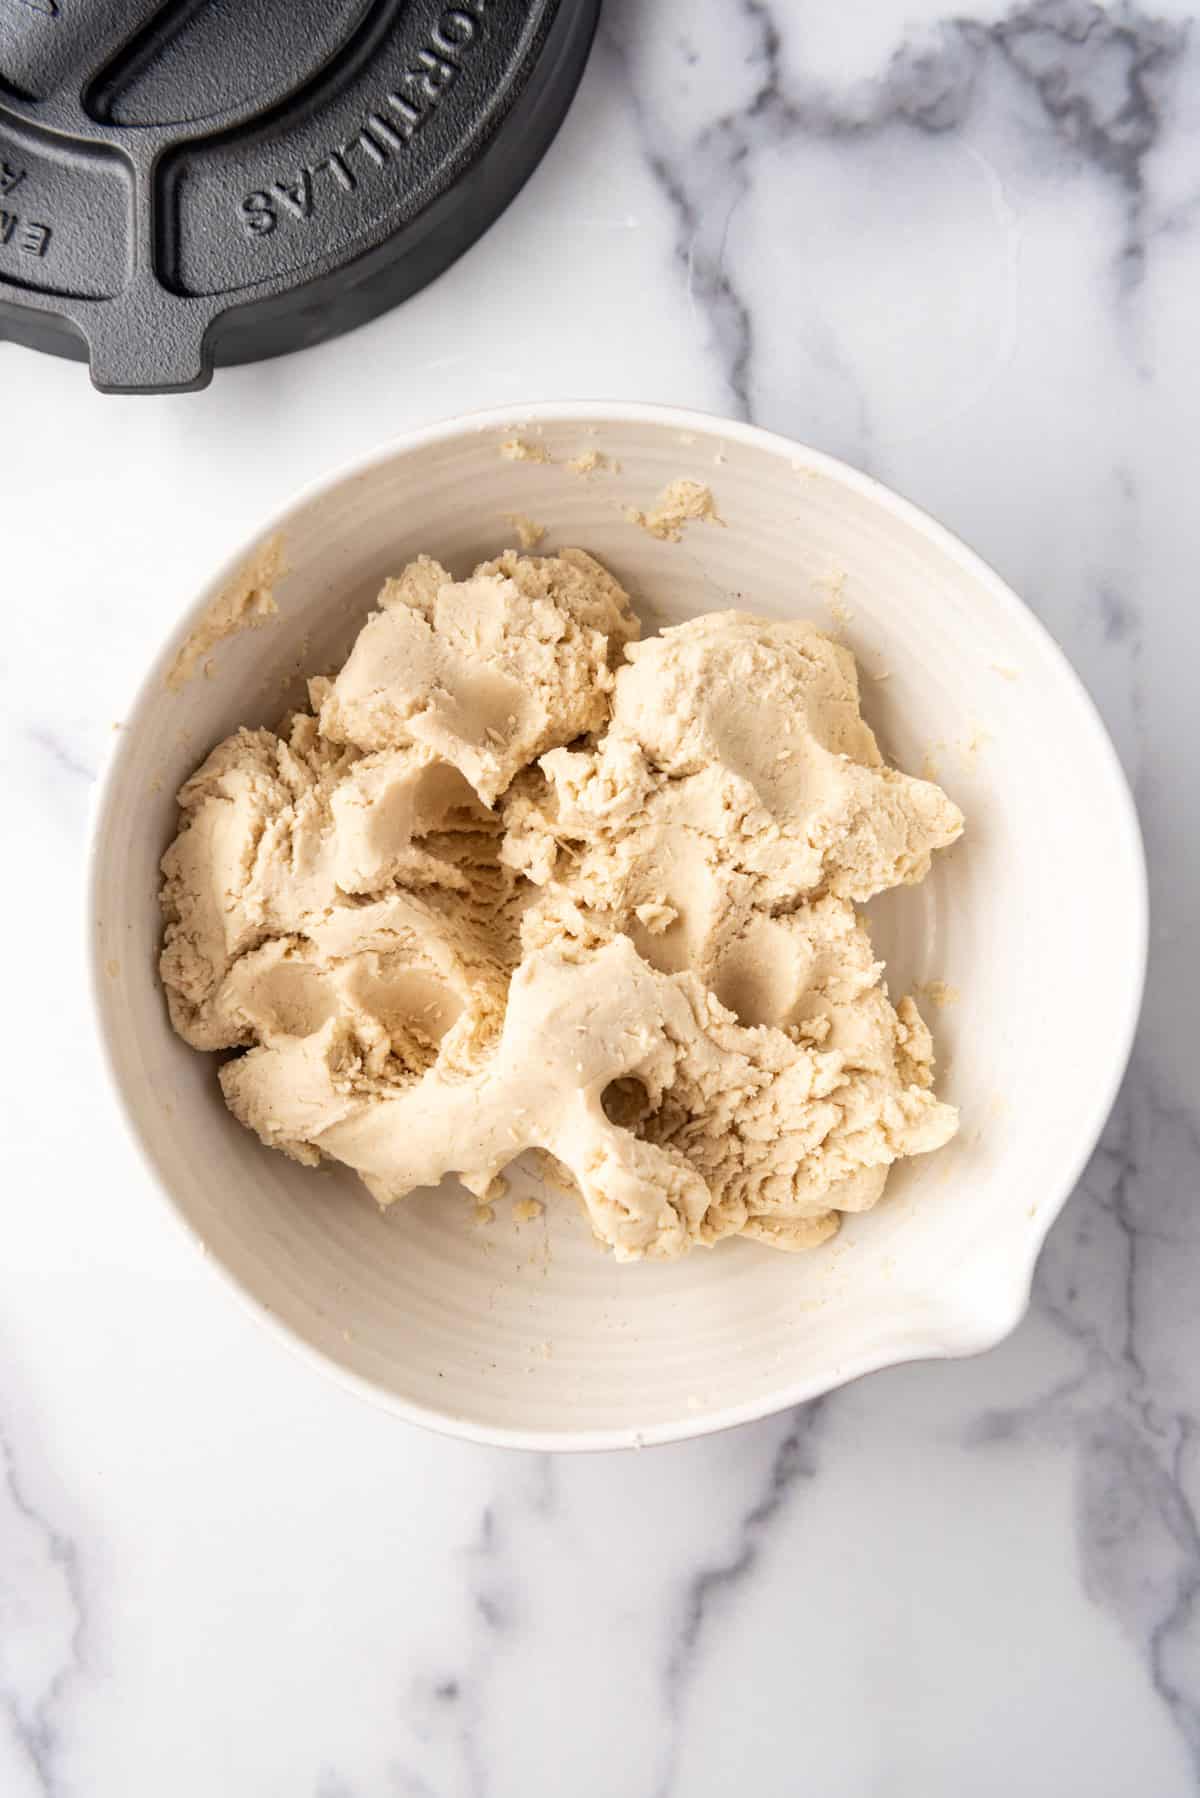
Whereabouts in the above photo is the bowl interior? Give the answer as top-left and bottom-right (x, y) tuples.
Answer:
(90, 407), (1145, 1448)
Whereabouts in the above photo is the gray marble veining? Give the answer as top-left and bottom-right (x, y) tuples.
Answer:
(1, 1416), (86, 1798)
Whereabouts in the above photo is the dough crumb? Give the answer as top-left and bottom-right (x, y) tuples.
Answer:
(918, 980), (960, 1009)
(500, 438), (551, 464)
(567, 450), (617, 476)
(167, 535), (286, 691)
(634, 900), (678, 934)
(991, 663), (1020, 680)
(105, 958), (121, 979)
(513, 1198), (544, 1224)
(504, 513), (547, 550)
(626, 480), (723, 542)
(820, 569), (853, 629)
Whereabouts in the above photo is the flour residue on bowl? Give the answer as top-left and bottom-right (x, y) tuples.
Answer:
(504, 512), (547, 549)
(166, 534), (287, 691)
(916, 979), (960, 1009)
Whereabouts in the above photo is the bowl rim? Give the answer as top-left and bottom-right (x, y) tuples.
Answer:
(86, 399), (1149, 1453)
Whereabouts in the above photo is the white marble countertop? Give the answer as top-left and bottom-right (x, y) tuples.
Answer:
(3, 2), (1197, 1792)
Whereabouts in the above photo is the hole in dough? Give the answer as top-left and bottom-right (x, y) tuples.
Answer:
(349, 967), (464, 1046)
(601, 1076), (653, 1129)
(251, 962), (337, 1039)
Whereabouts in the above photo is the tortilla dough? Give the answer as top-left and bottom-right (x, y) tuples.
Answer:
(161, 552), (963, 1261)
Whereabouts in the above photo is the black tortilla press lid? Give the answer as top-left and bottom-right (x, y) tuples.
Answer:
(0, 0), (598, 393)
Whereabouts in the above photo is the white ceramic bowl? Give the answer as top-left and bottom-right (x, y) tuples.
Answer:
(89, 403), (1146, 1450)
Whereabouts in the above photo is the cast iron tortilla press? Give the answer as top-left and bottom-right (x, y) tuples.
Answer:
(0, 0), (598, 392)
